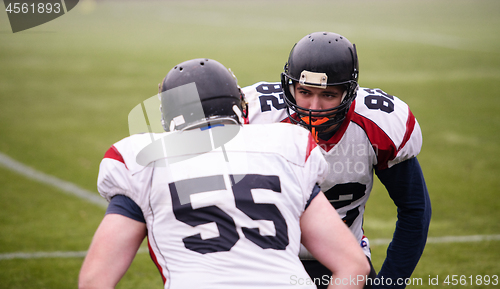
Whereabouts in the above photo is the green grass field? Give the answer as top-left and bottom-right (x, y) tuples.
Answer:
(1, 0), (499, 288)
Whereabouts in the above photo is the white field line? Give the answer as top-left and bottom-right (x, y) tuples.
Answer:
(0, 248), (149, 260)
(1, 152), (499, 260)
(1, 235), (500, 260)
(369, 234), (500, 246)
(0, 152), (108, 208)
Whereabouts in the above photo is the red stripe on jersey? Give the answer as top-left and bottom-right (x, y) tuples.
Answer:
(280, 114), (294, 124)
(351, 112), (397, 170)
(398, 108), (416, 153)
(305, 132), (317, 162)
(148, 240), (167, 285)
(103, 145), (128, 169)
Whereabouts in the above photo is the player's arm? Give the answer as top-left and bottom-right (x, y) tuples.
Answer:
(301, 192), (370, 289)
(375, 157), (431, 288)
(78, 213), (147, 289)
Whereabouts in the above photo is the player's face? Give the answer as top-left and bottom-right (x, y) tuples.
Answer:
(294, 84), (344, 113)
(293, 84), (345, 135)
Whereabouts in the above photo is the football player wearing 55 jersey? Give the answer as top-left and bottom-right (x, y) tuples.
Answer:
(79, 58), (369, 289)
(242, 32), (431, 289)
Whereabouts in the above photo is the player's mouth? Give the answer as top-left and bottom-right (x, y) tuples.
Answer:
(300, 116), (329, 126)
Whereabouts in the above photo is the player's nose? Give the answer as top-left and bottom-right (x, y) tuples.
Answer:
(307, 96), (323, 111)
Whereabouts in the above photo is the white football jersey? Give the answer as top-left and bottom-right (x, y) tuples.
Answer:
(243, 82), (423, 258)
(97, 123), (328, 289)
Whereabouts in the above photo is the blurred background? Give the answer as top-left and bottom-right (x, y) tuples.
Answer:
(0, 0), (499, 288)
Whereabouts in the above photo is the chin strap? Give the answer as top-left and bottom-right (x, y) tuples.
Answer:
(300, 116), (329, 142)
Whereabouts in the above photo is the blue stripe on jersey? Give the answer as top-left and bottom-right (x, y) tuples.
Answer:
(106, 194), (146, 223)
(305, 183), (321, 210)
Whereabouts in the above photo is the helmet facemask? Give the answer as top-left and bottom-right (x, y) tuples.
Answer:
(281, 72), (357, 140)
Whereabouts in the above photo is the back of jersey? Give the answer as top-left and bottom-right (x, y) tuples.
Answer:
(146, 123), (327, 289)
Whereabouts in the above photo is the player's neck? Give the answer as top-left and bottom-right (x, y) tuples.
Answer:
(318, 129), (337, 141)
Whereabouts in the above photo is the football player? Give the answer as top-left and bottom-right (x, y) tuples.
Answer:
(242, 32), (432, 289)
(79, 58), (369, 289)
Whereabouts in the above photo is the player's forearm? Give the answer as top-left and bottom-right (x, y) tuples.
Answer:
(378, 194), (431, 281)
(78, 277), (116, 289)
(79, 214), (147, 289)
(301, 193), (370, 289)
(377, 206), (430, 284)
(79, 259), (122, 289)
(78, 246), (131, 289)
(375, 157), (431, 287)
(327, 260), (370, 289)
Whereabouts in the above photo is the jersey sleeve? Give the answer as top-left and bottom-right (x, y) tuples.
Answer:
(97, 145), (133, 202)
(389, 118), (422, 168)
(97, 134), (155, 209)
(352, 88), (423, 170)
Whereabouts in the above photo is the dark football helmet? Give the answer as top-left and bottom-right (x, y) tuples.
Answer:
(159, 58), (247, 132)
(281, 32), (359, 136)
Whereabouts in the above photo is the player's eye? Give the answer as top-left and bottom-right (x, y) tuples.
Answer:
(297, 89), (310, 96)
